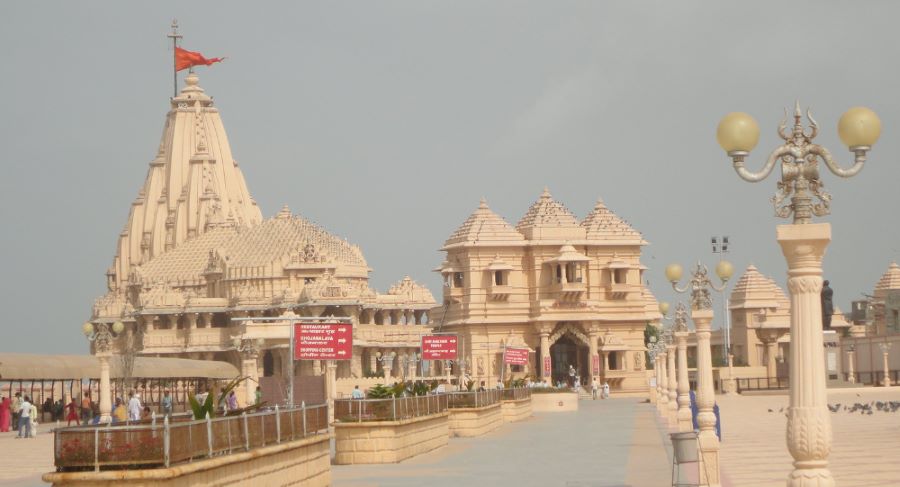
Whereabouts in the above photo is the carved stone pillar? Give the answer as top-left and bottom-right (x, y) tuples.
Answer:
(241, 350), (259, 407)
(589, 331), (599, 379)
(369, 350), (377, 375)
(649, 357), (658, 404)
(540, 331), (550, 381)
(657, 351), (668, 415)
(350, 346), (363, 378)
(666, 343), (678, 427)
(312, 359), (322, 376)
(692, 308), (720, 487)
(325, 361), (337, 424)
(675, 330), (692, 432)
(98, 352), (112, 424)
(777, 223), (833, 487)
(881, 346), (892, 387)
(723, 353), (737, 395)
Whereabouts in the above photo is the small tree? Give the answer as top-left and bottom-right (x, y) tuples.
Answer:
(643, 322), (661, 369)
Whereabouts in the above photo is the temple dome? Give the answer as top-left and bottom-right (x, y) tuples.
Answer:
(443, 198), (524, 247)
(516, 188), (584, 240)
(729, 265), (781, 310)
(874, 262), (900, 297)
(108, 73), (262, 291)
(581, 198), (646, 244)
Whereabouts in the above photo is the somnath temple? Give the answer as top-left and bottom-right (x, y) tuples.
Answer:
(89, 73), (436, 405)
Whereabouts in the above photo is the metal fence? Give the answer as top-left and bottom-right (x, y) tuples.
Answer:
(734, 377), (789, 392)
(53, 404), (328, 472)
(447, 390), (502, 409)
(500, 387), (532, 401)
(334, 394), (448, 423)
(853, 370), (900, 386)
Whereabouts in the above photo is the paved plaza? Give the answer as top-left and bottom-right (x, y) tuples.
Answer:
(333, 398), (671, 487)
(5, 390), (900, 486)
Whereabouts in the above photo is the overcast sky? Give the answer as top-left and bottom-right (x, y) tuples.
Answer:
(2, 1), (900, 354)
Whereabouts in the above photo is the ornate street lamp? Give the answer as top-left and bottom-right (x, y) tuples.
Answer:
(665, 303), (694, 432)
(83, 321), (125, 424)
(666, 261), (732, 485)
(718, 102), (880, 487)
(878, 342), (892, 387)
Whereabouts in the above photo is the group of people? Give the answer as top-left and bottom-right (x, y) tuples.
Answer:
(0, 393), (38, 437)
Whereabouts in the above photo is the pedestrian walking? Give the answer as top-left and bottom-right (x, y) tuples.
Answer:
(161, 390), (174, 416)
(65, 398), (79, 426)
(80, 393), (93, 425)
(226, 391), (238, 411)
(11, 393), (21, 434)
(17, 395), (33, 438)
(602, 381), (610, 399)
(127, 391), (142, 421)
(591, 378), (599, 400)
(29, 401), (38, 437)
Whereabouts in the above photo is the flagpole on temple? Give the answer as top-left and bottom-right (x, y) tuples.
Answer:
(167, 19), (182, 97)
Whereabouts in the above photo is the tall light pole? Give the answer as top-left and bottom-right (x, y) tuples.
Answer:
(718, 101), (880, 487)
(666, 261), (733, 487)
(712, 236), (731, 364)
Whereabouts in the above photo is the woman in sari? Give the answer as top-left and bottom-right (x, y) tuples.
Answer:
(0, 397), (10, 432)
(65, 398), (79, 426)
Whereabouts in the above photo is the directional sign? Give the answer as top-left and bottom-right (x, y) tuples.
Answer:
(504, 347), (530, 365)
(294, 322), (353, 360)
(422, 335), (458, 360)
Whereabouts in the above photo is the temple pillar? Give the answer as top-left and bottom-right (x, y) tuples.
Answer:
(847, 348), (856, 383)
(241, 350), (259, 407)
(657, 351), (668, 414)
(312, 359), (322, 376)
(777, 222), (833, 487)
(98, 352), (112, 423)
(766, 340), (779, 382)
(693, 309), (720, 487)
(589, 331), (600, 379)
(676, 330), (692, 431)
(325, 361), (337, 424)
(351, 346), (363, 378)
(666, 343), (678, 427)
(540, 331), (550, 381)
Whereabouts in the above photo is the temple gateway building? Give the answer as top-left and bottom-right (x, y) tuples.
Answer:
(432, 191), (662, 395)
(90, 73), (435, 405)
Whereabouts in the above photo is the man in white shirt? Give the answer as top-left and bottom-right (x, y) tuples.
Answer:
(17, 396), (32, 438)
(435, 381), (446, 394)
(127, 391), (142, 421)
(351, 385), (364, 399)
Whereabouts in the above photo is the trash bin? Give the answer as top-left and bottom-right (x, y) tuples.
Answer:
(670, 431), (699, 487)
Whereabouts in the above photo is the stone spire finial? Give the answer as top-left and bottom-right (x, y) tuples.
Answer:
(541, 187), (552, 199)
(479, 197), (489, 209)
(276, 204), (292, 219)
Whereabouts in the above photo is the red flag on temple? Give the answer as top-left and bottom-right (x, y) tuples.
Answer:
(175, 47), (224, 71)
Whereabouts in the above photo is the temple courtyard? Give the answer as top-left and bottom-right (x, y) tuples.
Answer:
(3, 387), (898, 486)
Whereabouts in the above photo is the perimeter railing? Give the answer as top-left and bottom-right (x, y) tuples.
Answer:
(53, 403), (328, 472)
(734, 377), (789, 392)
(446, 389), (503, 409)
(500, 387), (532, 401)
(334, 394), (448, 423)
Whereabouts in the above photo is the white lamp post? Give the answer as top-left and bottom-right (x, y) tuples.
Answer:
(666, 261), (733, 487)
(879, 342), (892, 387)
(719, 101), (879, 487)
(83, 321), (125, 424)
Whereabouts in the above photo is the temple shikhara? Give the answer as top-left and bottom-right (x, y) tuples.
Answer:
(90, 73), (436, 405)
(432, 191), (662, 395)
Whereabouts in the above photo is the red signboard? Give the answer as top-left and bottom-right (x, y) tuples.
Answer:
(504, 347), (529, 366)
(293, 322), (352, 360)
(421, 335), (458, 360)
(543, 356), (551, 377)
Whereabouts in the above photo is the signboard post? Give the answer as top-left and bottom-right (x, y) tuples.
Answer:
(293, 322), (353, 360)
(422, 335), (458, 361)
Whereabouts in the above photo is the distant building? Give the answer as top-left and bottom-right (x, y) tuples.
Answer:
(431, 191), (661, 395)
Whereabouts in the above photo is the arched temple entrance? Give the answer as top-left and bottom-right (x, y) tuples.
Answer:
(549, 335), (590, 386)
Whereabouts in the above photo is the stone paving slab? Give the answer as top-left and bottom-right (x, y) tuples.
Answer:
(0, 429), (54, 487)
(718, 387), (900, 487)
(333, 398), (671, 487)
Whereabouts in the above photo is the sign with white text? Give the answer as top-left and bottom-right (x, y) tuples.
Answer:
(293, 322), (352, 360)
(422, 335), (458, 360)
(504, 347), (530, 365)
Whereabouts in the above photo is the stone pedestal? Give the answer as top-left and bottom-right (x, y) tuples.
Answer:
(881, 351), (892, 387)
(666, 344), (678, 427)
(675, 331), (692, 432)
(241, 352), (260, 407)
(723, 354), (738, 395)
(846, 350), (856, 384)
(325, 361), (337, 425)
(98, 352), (112, 424)
(777, 223), (834, 487)
(692, 309), (719, 487)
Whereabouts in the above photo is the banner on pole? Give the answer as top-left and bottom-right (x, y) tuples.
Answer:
(293, 322), (352, 360)
(504, 347), (529, 365)
(592, 354), (600, 376)
(543, 355), (551, 377)
(421, 335), (458, 360)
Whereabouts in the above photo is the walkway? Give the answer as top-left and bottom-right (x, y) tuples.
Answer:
(0, 429), (54, 487)
(333, 397), (671, 487)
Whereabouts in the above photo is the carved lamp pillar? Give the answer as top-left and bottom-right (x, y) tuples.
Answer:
(846, 346), (857, 384)
(723, 353), (737, 395)
(879, 342), (892, 387)
(539, 329), (551, 382)
(721, 101), (882, 487)
(589, 329), (600, 379)
(648, 338), (658, 404)
(325, 360), (337, 424)
(673, 303), (694, 432)
(666, 262), (732, 487)
(233, 336), (264, 407)
(666, 339), (678, 427)
(83, 321), (125, 424)
(657, 348), (668, 415)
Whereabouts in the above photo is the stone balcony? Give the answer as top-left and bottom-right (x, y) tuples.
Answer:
(549, 281), (586, 300)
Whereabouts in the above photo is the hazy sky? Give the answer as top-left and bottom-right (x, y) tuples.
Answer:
(2, 1), (900, 354)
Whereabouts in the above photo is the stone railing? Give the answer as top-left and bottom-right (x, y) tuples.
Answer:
(333, 395), (448, 423)
(52, 404), (328, 471)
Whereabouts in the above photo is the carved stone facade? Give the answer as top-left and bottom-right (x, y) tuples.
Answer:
(89, 75), (435, 404)
(432, 191), (661, 395)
